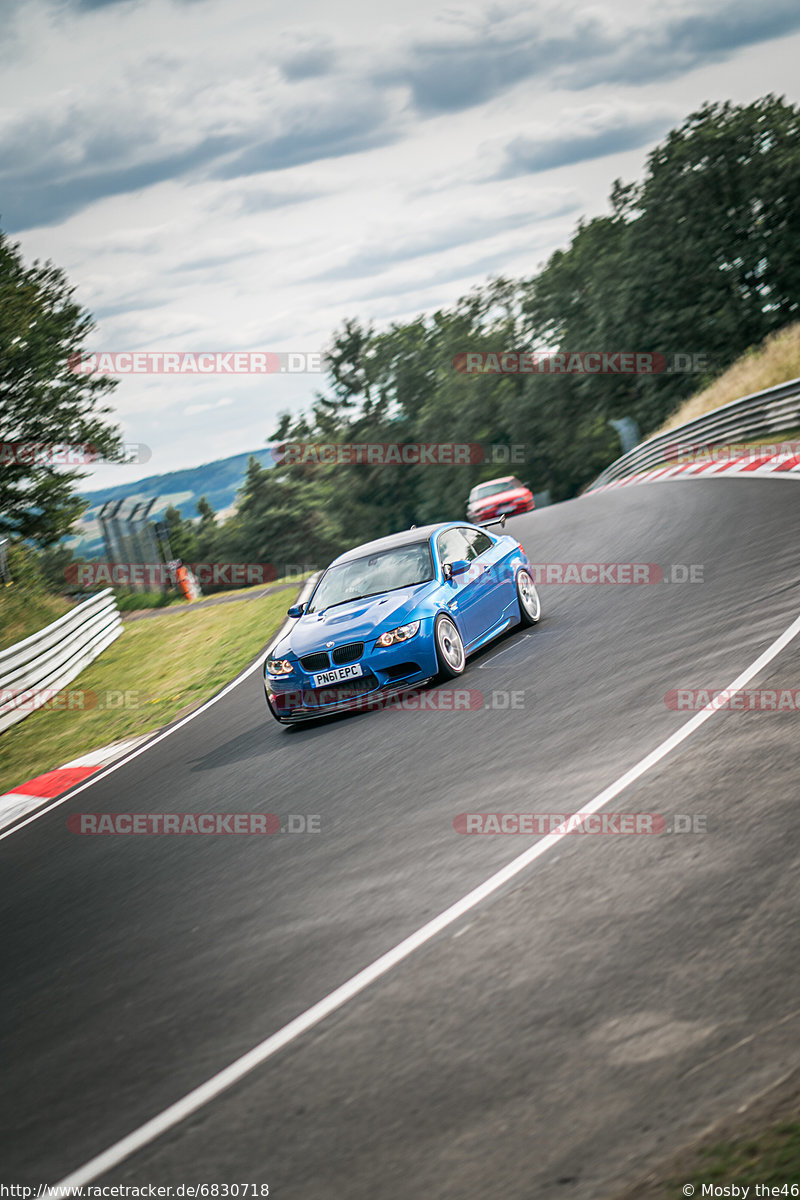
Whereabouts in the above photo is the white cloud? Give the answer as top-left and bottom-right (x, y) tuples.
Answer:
(183, 396), (236, 417)
(4, 0), (800, 482)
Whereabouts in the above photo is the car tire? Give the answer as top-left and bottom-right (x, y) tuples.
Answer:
(516, 568), (541, 625)
(434, 613), (466, 678)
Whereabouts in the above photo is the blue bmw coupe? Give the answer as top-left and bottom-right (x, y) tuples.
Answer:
(263, 520), (541, 724)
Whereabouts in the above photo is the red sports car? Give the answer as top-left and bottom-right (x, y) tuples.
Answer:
(466, 476), (535, 523)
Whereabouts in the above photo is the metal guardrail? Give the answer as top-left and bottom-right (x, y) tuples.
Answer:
(0, 589), (122, 734)
(589, 377), (800, 489)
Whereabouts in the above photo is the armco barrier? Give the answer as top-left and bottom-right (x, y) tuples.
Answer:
(0, 589), (122, 733)
(590, 377), (800, 489)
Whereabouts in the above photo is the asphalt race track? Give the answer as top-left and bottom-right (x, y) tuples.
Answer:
(2, 477), (800, 1197)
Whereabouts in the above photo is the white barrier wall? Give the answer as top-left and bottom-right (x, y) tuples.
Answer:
(0, 589), (122, 734)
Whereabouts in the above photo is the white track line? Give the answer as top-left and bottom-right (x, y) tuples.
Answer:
(48, 608), (800, 1188)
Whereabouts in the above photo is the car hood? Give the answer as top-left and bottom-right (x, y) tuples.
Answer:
(471, 487), (527, 509)
(276, 582), (434, 658)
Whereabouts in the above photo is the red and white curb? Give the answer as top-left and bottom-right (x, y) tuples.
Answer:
(0, 736), (151, 832)
(590, 449), (800, 494)
(0, 582), (321, 841)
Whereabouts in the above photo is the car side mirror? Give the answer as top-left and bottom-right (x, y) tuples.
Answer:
(445, 559), (470, 580)
(287, 602), (306, 618)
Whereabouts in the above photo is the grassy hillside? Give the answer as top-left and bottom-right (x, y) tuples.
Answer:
(80, 447), (276, 519)
(658, 322), (800, 434)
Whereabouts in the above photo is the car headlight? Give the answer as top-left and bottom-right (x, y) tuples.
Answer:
(266, 658), (294, 676)
(376, 621), (420, 648)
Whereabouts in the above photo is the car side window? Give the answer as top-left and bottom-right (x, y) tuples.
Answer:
(437, 528), (473, 566)
(465, 529), (492, 556)
(456, 528), (481, 560)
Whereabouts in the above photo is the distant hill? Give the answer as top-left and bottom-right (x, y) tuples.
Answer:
(68, 448), (275, 557)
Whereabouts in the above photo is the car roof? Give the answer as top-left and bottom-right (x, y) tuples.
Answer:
(330, 521), (479, 565)
(473, 476), (517, 488)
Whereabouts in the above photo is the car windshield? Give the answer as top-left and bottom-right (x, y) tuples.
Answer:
(471, 478), (521, 499)
(306, 542), (434, 613)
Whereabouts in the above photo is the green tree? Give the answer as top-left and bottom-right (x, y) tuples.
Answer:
(35, 543), (76, 593)
(519, 96), (800, 472)
(195, 495), (218, 559)
(205, 455), (334, 579)
(209, 95), (800, 540)
(0, 229), (122, 546)
(162, 505), (198, 562)
(626, 95), (800, 428)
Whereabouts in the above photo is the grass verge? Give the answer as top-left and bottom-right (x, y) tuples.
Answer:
(658, 322), (800, 435)
(613, 1067), (800, 1199)
(686, 1121), (800, 1188)
(0, 585), (293, 794)
(0, 588), (71, 652)
(116, 573), (313, 617)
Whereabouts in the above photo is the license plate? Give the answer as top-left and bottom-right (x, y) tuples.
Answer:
(312, 663), (364, 687)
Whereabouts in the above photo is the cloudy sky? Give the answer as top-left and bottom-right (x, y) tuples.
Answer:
(4, 0), (800, 489)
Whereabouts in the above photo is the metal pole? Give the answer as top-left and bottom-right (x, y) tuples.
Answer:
(139, 498), (165, 593)
(96, 502), (116, 568)
(106, 499), (129, 590)
(127, 501), (148, 592)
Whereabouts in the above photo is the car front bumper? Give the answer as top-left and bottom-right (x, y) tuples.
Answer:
(264, 625), (440, 723)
